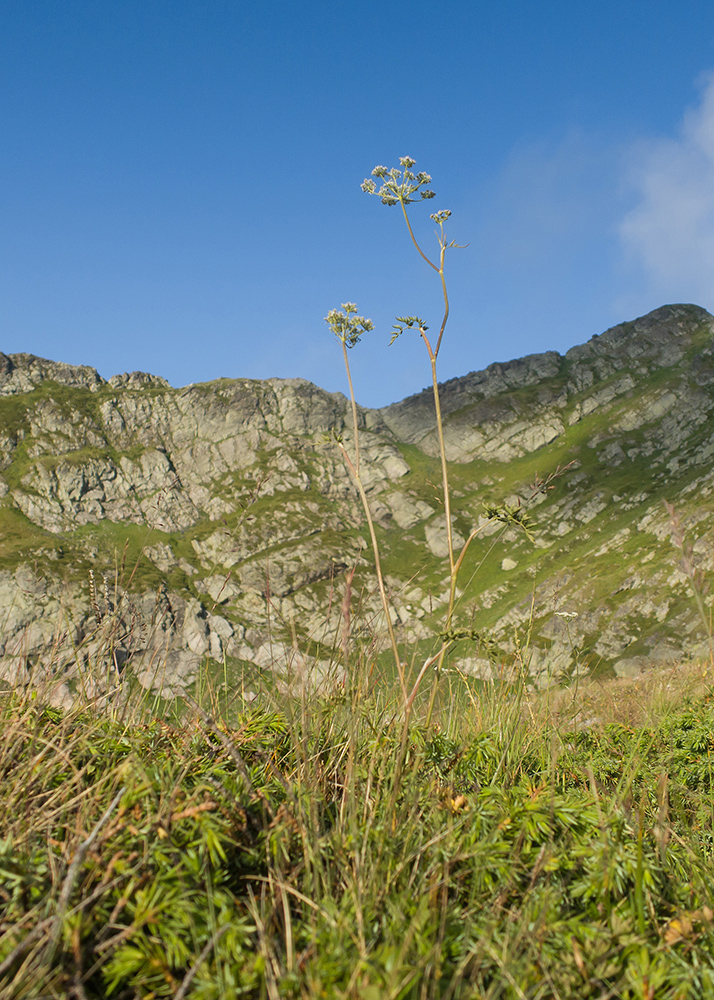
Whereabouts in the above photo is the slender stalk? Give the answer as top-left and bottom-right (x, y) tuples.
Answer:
(421, 330), (454, 580)
(327, 306), (405, 698)
(392, 487), (494, 790)
(399, 200), (439, 273)
(338, 443), (406, 700)
(394, 328), (456, 730)
(399, 202), (450, 359)
(389, 645), (448, 817)
(365, 168), (464, 728)
(397, 200), (454, 586)
(397, 199), (457, 725)
(342, 340), (361, 476)
(434, 237), (450, 359)
(423, 525), (493, 728)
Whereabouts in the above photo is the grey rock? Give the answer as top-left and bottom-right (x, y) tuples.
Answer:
(424, 518), (466, 559)
(0, 352), (105, 395)
(385, 491), (433, 529)
(108, 371), (170, 389)
(613, 656), (649, 679)
(1, 302), (714, 698)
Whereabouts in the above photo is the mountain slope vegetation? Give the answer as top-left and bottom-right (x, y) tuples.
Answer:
(0, 303), (712, 706)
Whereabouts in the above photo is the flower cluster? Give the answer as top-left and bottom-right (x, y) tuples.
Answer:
(361, 156), (436, 206)
(324, 302), (374, 349)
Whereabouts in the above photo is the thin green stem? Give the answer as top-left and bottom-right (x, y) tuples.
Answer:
(339, 349), (404, 693)
(434, 238), (449, 360)
(399, 202), (450, 360)
(423, 522), (494, 728)
(418, 329), (454, 730)
(385, 188), (459, 728)
(342, 340), (361, 476)
(393, 204), (457, 726)
(421, 331), (454, 580)
(389, 646), (447, 817)
(338, 444), (406, 701)
(399, 200), (439, 272)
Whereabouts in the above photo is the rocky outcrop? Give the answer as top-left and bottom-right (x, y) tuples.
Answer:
(0, 371), (408, 535)
(1, 303), (714, 702)
(0, 562), (243, 707)
(0, 352), (106, 395)
(380, 304), (714, 463)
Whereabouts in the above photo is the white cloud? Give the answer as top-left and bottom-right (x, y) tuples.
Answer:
(620, 73), (714, 307)
(474, 130), (617, 269)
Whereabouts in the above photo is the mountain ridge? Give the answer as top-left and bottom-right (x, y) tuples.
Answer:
(0, 302), (712, 708)
(5, 301), (709, 406)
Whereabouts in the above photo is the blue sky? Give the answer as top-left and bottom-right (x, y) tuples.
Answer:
(3, 1), (714, 406)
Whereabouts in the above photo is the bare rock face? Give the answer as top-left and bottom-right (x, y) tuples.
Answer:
(0, 562), (242, 704)
(0, 357), (414, 699)
(380, 303), (714, 464)
(1, 303), (714, 702)
(0, 353), (106, 395)
(12, 450), (202, 533)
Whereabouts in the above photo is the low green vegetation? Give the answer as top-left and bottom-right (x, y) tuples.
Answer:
(4, 666), (714, 998)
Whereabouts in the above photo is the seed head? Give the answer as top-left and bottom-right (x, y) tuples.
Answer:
(362, 157), (438, 207)
(325, 304), (374, 349)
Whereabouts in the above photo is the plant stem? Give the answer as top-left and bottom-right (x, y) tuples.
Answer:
(422, 521), (495, 727)
(338, 444), (405, 700)
(434, 237), (449, 359)
(389, 645), (448, 818)
(396, 204), (453, 579)
(339, 348), (404, 691)
(421, 330), (454, 581)
(399, 202), (450, 360)
(397, 199), (458, 726)
(342, 340), (361, 476)
(399, 200), (439, 273)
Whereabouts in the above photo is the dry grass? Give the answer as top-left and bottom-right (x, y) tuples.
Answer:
(525, 657), (714, 731)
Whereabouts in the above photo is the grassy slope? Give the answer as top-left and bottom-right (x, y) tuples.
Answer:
(374, 348), (714, 670)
